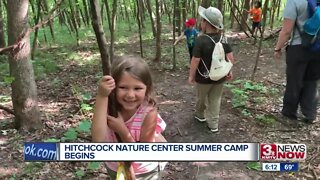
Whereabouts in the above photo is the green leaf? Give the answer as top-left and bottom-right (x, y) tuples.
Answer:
(43, 138), (60, 142)
(76, 120), (91, 133)
(247, 162), (261, 171)
(82, 93), (91, 101)
(63, 128), (78, 141)
(80, 103), (93, 111)
(88, 162), (100, 170)
(244, 82), (255, 90)
(75, 169), (85, 178)
(4, 76), (15, 85)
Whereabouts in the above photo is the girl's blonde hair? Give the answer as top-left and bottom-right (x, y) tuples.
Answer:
(111, 56), (156, 108)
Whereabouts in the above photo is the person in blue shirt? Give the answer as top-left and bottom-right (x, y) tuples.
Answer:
(174, 18), (199, 61)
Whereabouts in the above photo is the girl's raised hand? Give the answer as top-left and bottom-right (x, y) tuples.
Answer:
(97, 76), (115, 97)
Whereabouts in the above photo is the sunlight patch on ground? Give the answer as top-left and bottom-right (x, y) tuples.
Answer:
(159, 100), (181, 105)
(38, 102), (66, 113)
(0, 167), (19, 177)
(0, 137), (8, 145)
(192, 162), (218, 167)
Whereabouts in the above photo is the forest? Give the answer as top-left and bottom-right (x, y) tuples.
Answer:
(0, 0), (319, 179)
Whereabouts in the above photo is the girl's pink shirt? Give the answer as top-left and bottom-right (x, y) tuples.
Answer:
(105, 102), (166, 175)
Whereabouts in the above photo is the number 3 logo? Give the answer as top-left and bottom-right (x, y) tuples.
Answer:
(262, 145), (272, 156)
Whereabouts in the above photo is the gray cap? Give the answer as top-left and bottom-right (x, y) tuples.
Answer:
(198, 6), (224, 30)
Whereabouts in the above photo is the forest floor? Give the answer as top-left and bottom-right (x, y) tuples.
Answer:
(0, 33), (319, 179)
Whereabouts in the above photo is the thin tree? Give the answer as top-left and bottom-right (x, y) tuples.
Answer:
(0, 0), (6, 48)
(136, 0), (143, 57)
(145, 0), (156, 38)
(172, 0), (177, 70)
(109, 0), (118, 62)
(154, 0), (161, 61)
(251, 0), (270, 80)
(89, 0), (110, 75)
(7, 0), (42, 131)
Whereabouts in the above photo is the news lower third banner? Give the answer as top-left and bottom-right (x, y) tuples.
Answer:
(24, 143), (259, 161)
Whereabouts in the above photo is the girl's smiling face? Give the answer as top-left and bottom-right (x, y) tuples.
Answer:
(116, 72), (147, 113)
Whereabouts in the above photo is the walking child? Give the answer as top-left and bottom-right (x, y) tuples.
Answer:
(247, 1), (262, 37)
(189, 6), (234, 133)
(174, 18), (199, 60)
(92, 56), (167, 179)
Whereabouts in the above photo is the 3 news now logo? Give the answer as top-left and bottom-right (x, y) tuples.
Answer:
(260, 144), (306, 161)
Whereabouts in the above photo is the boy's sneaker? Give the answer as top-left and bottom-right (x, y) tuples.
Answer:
(303, 117), (319, 124)
(194, 116), (206, 122)
(209, 127), (219, 133)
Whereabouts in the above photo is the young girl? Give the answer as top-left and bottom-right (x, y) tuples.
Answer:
(92, 56), (166, 179)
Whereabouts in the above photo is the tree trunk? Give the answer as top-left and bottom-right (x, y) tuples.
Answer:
(172, 0), (176, 70)
(0, 0), (6, 47)
(7, 0), (42, 131)
(109, 0), (118, 62)
(136, 0), (143, 57)
(217, 0), (224, 12)
(200, 0), (211, 8)
(182, 0), (187, 23)
(82, 0), (90, 26)
(251, 0), (270, 80)
(174, 0), (181, 35)
(31, 0), (41, 60)
(241, 0), (250, 32)
(123, 0), (131, 31)
(145, 0), (156, 38)
(154, 0), (161, 61)
(89, 0), (110, 75)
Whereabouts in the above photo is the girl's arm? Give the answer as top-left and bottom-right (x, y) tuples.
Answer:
(107, 114), (135, 142)
(140, 109), (158, 142)
(92, 76), (115, 142)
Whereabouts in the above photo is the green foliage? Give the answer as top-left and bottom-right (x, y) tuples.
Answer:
(76, 119), (91, 133)
(247, 162), (261, 171)
(241, 109), (252, 117)
(88, 162), (100, 170)
(0, 95), (11, 103)
(31, 57), (58, 79)
(62, 127), (78, 141)
(43, 138), (60, 142)
(80, 103), (93, 112)
(226, 79), (281, 126)
(231, 88), (249, 108)
(255, 114), (277, 125)
(3, 76), (15, 85)
(24, 162), (44, 175)
(75, 169), (85, 179)
(62, 120), (92, 142)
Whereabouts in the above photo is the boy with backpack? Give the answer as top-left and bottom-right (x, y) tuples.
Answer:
(188, 6), (234, 133)
(274, 0), (320, 124)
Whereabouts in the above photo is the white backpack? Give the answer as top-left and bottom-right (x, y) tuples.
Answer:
(197, 34), (233, 81)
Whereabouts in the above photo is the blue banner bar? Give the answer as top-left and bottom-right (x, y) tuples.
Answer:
(24, 142), (58, 161)
(280, 162), (299, 172)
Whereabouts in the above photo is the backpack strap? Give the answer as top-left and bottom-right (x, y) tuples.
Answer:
(307, 0), (317, 14)
(202, 34), (222, 44)
(196, 34), (223, 78)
